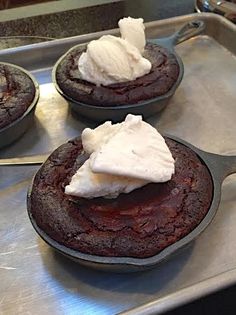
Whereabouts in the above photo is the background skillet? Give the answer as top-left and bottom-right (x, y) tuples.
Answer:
(52, 20), (205, 122)
(0, 62), (39, 149)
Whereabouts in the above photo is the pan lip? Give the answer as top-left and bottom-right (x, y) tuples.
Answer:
(0, 62), (40, 134)
(51, 43), (184, 111)
(27, 135), (220, 269)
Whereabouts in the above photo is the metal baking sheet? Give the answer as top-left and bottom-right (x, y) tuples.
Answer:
(0, 13), (236, 315)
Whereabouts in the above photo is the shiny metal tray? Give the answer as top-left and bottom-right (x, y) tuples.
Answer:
(0, 13), (236, 315)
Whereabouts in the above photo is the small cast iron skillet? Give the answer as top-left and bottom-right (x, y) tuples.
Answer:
(27, 135), (236, 273)
(52, 20), (205, 122)
(0, 62), (39, 149)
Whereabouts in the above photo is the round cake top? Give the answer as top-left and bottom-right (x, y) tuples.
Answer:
(0, 63), (36, 130)
(29, 137), (213, 258)
(55, 42), (180, 107)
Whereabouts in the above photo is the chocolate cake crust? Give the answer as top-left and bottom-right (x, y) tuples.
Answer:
(0, 64), (36, 129)
(55, 43), (179, 107)
(29, 137), (213, 258)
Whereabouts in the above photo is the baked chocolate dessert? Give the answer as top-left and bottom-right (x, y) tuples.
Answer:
(0, 63), (36, 130)
(55, 43), (179, 107)
(29, 137), (213, 258)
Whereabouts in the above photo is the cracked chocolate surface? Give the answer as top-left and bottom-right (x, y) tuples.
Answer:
(55, 43), (180, 106)
(0, 64), (36, 129)
(29, 137), (213, 258)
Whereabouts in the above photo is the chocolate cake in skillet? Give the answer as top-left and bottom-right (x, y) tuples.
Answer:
(54, 17), (180, 108)
(29, 136), (213, 258)
(55, 43), (179, 107)
(0, 63), (36, 130)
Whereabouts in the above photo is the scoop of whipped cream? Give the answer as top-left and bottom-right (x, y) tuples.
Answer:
(119, 17), (146, 53)
(65, 114), (175, 199)
(78, 17), (151, 86)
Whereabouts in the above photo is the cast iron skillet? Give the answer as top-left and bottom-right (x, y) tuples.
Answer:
(52, 20), (205, 122)
(0, 62), (40, 149)
(27, 135), (236, 273)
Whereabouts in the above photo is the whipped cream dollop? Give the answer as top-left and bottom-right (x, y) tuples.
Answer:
(119, 17), (146, 53)
(65, 114), (175, 199)
(78, 17), (151, 86)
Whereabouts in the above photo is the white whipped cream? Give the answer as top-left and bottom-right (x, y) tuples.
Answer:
(65, 159), (147, 199)
(119, 17), (146, 53)
(78, 17), (151, 86)
(65, 114), (175, 199)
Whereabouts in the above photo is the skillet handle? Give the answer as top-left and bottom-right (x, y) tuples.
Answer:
(169, 20), (205, 46)
(204, 152), (236, 180)
(152, 20), (205, 49)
